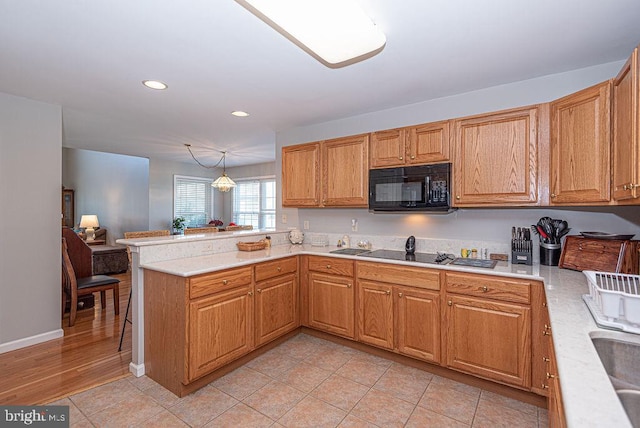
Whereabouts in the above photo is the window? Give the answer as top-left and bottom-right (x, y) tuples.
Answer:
(174, 175), (214, 228)
(233, 177), (276, 229)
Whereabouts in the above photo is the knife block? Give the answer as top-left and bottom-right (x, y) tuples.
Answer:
(511, 240), (532, 265)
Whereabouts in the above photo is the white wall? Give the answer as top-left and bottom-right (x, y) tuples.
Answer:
(63, 148), (149, 244)
(275, 60), (640, 247)
(0, 92), (62, 346)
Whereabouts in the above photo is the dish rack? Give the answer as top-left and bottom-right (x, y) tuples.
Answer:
(310, 234), (328, 247)
(582, 270), (640, 334)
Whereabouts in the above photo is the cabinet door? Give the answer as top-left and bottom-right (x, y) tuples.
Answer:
(531, 283), (550, 396)
(308, 272), (355, 339)
(188, 285), (253, 381)
(357, 280), (393, 350)
(322, 135), (369, 206)
(396, 285), (440, 363)
(282, 142), (321, 207)
(407, 121), (450, 164)
(612, 47), (640, 201)
(444, 294), (531, 388)
(370, 129), (406, 168)
(255, 273), (298, 346)
(550, 81), (611, 204)
(453, 107), (539, 206)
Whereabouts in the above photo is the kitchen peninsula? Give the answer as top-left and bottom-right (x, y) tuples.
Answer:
(119, 231), (634, 427)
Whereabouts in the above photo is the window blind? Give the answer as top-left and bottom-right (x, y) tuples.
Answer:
(174, 175), (214, 228)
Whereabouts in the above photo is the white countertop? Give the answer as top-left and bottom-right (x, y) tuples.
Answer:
(141, 244), (633, 427)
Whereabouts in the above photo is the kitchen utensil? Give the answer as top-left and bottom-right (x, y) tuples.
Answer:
(405, 235), (416, 254)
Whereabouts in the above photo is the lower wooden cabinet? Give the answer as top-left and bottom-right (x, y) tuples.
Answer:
(308, 271), (355, 339)
(255, 272), (298, 346)
(188, 284), (254, 381)
(396, 285), (440, 363)
(548, 336), (566, 428)
(357, 280), (394, 349)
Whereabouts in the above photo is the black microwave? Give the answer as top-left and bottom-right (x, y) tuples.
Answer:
(368, 163), (455, 212)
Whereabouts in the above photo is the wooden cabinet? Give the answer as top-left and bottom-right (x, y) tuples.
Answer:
(559, 236), (638, 273)
(188, 284), (253, 381)
(282, 135), (368, 207)
(547, 335), (566, 428)
(322, 134), (369, 206)
(612, 45), (640, 202)
(254, 257), (298, 346)
(307, 257), (355, 339)
(282, 142), (321, 207)
(531, 283), (550, 397)
(443, 272), (532, 389)
(550, 81), (611, 204)
(356, 261), (441, 363)
(370, 121), (450, 168)
(452, 106), (540, 206)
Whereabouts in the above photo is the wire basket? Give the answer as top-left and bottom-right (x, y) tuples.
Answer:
(584, 270), (640, 325)
(310, 234), (328, 247)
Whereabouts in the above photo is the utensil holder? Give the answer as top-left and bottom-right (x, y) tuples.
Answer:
(540, 242), (561, 266)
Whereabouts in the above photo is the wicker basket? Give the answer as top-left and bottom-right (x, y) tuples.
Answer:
(236, 240), (268, 251)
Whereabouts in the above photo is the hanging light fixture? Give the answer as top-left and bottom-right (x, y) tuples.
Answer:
(185, 144), (237, 192)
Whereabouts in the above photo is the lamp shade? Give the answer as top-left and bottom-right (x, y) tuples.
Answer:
(211, 174), (237, 192)
(79, 215), (99, 228)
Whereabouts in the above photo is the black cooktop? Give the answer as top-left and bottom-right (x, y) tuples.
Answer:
(358, 249), (455, 265)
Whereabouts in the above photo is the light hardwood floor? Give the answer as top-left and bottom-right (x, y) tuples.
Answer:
(0, 272), (132, 405)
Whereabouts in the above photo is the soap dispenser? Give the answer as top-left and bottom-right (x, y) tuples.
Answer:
(342, 235), (350, 248)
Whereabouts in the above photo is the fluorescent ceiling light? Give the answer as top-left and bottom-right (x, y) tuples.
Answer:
(231, 110), (250, 117)
(142, 80), (168, 90)
(236, 0), (386, 68)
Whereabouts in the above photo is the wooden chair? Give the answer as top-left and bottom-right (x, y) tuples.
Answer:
(184, 226), (219, 235)
(62, 237), (120, 327)
(119, 229), (170, 351)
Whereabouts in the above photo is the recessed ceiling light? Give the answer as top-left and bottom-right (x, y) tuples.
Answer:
(231, 111), (250, 117)
(236, 0), (386, 68)
(142, 80), (168, 90)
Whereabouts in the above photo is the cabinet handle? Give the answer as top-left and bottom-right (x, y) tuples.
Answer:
(546, 372), (556, 379)
(550, 193), (556, 198)
(257, 289), (262, 293)
(481, 286), (488, 292)
(222, 280), (228, 285)
(543, 302), (547, 307)
(456, 195), (460, 200)
(347, 283), (352, 288)
(410, 155), (415, 159)
(277, 266), (282, 272)
(326, 264), (331, 269)
(542, 383), (549, 390)
(385, 290), (391, 295)
(447, 300), (452, 306)
(542, 357), (550, 362)
(544, 324), (551, 331)
(248, 291), (253, 296)
(399, 156), (403, 160)
(623, 184), (629, 190)
(398, 292), (403, 298)
(543, 330), (551, 336)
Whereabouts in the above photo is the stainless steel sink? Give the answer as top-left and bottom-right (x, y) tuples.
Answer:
(590, 331), (640, 426)
(329, 248), (371, 256)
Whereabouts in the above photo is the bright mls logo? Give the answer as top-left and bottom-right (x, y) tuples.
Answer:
(1, 406), (69, 427)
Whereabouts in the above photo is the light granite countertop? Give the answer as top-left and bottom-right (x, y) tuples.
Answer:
(141, 244), (634, 427)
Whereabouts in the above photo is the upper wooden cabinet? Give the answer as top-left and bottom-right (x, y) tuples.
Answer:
(453, 106), (540, 206)
(282, 135), (369, 207)
(322, 134), (369, 206)
(612, 45), (640, 202)
(282, 142), (321, 207)
(550, 81), (611, 204)
(370, 121), (450, 168)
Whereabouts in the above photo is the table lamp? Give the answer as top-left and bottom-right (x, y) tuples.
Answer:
(79, 215), (99, 241)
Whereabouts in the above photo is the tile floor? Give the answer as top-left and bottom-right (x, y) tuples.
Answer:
(50, 333), (548, 427)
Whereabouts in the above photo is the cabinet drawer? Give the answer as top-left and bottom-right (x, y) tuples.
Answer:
(357, 261), (440, 291)
(255, 257), (297, 282)
(308, 256), (354, 276)
(189, 266), (253, 299)
(445, 272), (531, 304)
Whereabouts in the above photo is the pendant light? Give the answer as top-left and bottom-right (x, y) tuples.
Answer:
(185, 144), (237, 192)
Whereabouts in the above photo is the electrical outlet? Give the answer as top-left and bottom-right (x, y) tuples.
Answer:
(351, 218), (358, 232)
(303, 220), (310, 230)
(281, 214), (287, 224)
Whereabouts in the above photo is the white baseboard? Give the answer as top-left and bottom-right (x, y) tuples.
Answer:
(0, 329), (64, 354)
(129, 362), (145, 377)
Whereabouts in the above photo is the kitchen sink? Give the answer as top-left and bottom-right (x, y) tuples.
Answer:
(329, 248), (371, 256)
(590, 331), (640, 426)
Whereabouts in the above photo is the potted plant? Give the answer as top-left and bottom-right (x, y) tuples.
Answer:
(172, 216), (186, 234)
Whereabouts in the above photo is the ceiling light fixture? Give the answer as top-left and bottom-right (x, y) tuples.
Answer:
(185, 144), (237, 192)
(142, 80), (168, 90)
(231, 110), (250, 117)
(235, 0), (386, 68)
